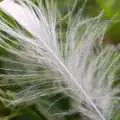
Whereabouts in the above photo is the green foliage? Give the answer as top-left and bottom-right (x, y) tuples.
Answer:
(96, 0), (120, 42)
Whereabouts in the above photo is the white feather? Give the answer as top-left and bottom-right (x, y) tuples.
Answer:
(0, 0), (119, 120)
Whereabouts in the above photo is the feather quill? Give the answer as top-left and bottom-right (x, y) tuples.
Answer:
(0, 0), (120, 120)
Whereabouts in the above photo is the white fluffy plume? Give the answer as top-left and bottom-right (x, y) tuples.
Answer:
(0, 0), (120, 120)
